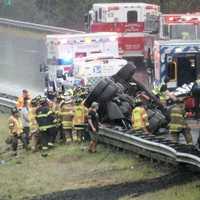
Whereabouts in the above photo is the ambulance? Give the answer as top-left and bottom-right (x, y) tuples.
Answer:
(153, 13), (200, 89)
(46, 32), (125, 89)
(85, 3), (160, 59)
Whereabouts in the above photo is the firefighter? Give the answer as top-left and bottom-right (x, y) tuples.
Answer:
(48, 98), (58, 144)
(88, 102), (99, 153)
(35, 97), (56, 150)
(29, 97), (40, 152)
(131, 99), (149, 133)
(8, 108), (24, 155)
(73, 98), (87, 143)
(60, 98), (74, 143)
(169, 99), (192, 144)
(16, 89), (31, 110)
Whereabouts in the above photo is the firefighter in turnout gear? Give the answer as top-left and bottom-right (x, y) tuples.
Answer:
(29, 97), (40, 152)
(73, 99), (87, 142)
(35, 97), (56, 150)
(131, 99), (149, 133)
(169, 99), (192, 144)
(60, 99), (74, 143)
(8, 108), (24, 154)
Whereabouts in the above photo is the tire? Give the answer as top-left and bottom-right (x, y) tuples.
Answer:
(84, 79), (111, 107)
(107, 101), (124, 120)
(113, 62), (136, 81)
(99, 81), (118, 102)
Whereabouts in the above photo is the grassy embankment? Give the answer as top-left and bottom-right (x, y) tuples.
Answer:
(0, 114), (199, 200)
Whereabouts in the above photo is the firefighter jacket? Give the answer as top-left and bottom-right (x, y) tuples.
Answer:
(131, 106), (149, 131)
(29, 107), (39, 133)
(73, 105), (87, 130)
(36, 105), (56, 132)
(60, 104), (74, 130)
(16, 94), (31, 109)
(8, 116), (23, 136)
(169, 104), (186, 133)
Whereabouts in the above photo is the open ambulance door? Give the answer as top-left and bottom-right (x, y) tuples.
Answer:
(197, 53), (200, 76)
(166, 55), (177, 88)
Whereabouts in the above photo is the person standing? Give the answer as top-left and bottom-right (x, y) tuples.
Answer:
(36, 97), (55, 150)
(29, 98), (40, 152)
(16, 89), (31, 110)
(88, 102), (99, 153)
(131, 99), (149, 133)
(73, 99), (87, 143)
(169, 99), (192, 144)
(20, 98), (30, 150)
(60, 99), (74, 143)
(8, 108), (24, 155)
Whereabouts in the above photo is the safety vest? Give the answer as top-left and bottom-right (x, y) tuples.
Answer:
(169, 105), (186, 133)
(132, 106), (149, 131)
(29, 107), (39, 133)
(60, 104), (74, 130)
(16, 94), (32, 109)
(8, 116), (23, 136)
(36, 106), (56, 131)
(73, 105), (87, 130)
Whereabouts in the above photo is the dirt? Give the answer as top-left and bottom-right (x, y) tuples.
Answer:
(31, 171), (198, 200)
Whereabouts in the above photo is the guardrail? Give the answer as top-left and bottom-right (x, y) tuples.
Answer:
(0, 93), (16, 110)
(98, 127), (200, 169)
(0, 18), (85, 34)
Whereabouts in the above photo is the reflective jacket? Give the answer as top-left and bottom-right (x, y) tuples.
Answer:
(29, 107), (39, 133)
(16, 94), (31, 109)
(36, 105), (56, 131)
(131, 106), (149, 131)
(60, 104), (74, 130)
(8, 116), (23, 136)
(73, 105), (87, 130)
(169, 104), (186, 133)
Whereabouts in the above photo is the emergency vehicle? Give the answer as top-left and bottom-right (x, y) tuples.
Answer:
(85, 3), (160, 59)
(154, 40), (200, 89)
(153, 13), (200, 89)
(46, 32), (124, 89)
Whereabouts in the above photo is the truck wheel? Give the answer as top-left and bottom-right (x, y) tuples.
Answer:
(113, 62), (136, 81)
(84, 79), (111, 107)
(99, 81), (118, 102)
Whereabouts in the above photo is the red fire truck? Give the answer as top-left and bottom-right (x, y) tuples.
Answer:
(160, 13), (200, 40)
(85, 3), (160, 61)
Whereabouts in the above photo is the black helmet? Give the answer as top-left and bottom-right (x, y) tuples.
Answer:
(11, 107), (19, 114)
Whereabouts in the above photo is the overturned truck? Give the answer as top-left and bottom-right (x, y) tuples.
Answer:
(84, 63), (168, 134)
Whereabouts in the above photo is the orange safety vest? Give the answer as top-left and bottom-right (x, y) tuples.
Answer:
(8, 116), (23, 136)
(131, 106), (149, 131)
(16, 94), (32, 109)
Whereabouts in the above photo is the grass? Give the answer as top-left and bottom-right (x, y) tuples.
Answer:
(0, 113), (200, 200)
(120, 181), (200, 200)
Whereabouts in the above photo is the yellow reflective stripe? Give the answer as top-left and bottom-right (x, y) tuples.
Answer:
(171, 113), (183, 117)
(37, 111), (53, 118)
(39, 124), (55, 131)
(60, 112), (73, 116)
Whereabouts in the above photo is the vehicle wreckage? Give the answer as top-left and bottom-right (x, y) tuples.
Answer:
(84, 63), (200, 170)
(84, 62), (168, 134)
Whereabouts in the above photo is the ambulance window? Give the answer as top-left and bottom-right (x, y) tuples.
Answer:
(167, 62), (176, 80)
(99, 8), (102, 21)
(127, 11), (138, 23)
(95, 11), (98, 22)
